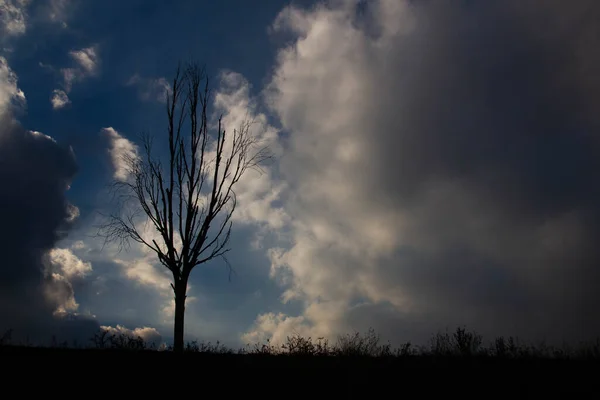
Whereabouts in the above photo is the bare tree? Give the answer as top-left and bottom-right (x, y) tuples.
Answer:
(99, 62), (271, 353)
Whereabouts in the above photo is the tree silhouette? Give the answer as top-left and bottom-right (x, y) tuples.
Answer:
(99, 62), (271, 352)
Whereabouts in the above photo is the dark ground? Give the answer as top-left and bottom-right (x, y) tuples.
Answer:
(1, 345), (597, 397)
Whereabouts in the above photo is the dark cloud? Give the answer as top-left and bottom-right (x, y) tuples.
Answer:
(0, 115), (99, 344)
(260, 0), (600, 346)
(360, 0), (600, 343)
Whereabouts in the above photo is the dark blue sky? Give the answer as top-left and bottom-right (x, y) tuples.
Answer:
(13, 0), (313, 210)
(1, 0), (316, 346)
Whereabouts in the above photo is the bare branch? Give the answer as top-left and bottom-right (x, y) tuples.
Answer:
(96, 60), (272, 352)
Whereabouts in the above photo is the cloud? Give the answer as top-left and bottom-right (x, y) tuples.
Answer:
(69, 46), (98, 75)
(42, 246), (91, 315)
(115, 258), (171, 294)
(212, 71), (289, 234)
(102, 127), (138, 182)
(0, 59), (99, 342)
(242, 0), (600, 347)
(101, 232), (196, 323)
(100, 324), (162, 344)
(53, 123), (208, 330)
(50, 89), (70, 109)
(126, 74), (172, 103)
(62, 46), (99, 86)
(1, 0), (74, 41)
(87, 166), (193, 322)
(242, 312), (309, 345)
(0, 0), (30, 37)
(60, 67), (76, 92)
(44, 272), (79, 313)
(49, 45), (99, 107)
(108, 222), (198, 322)
(47, 0), (71, 26)
(49, 206), (188, 333)
(0, 56), (26, 115)
(65, 202), (79, 221)
(47, 248), (92, 280)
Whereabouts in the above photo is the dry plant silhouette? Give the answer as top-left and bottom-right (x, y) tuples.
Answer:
(2, 325), (599, 395)
(97, 61), (271, 353)
(2, 324), (600, 361)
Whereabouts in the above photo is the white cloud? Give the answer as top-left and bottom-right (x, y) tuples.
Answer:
(0, 0), (30, 37)
(65, 203), (79, 222)
(115, 258), (171, 293)
(47, 248), (92, 280)
(102, 127), (139, 182)
(212, 71), (289, 233)
(1, 0), (71, 40)
(111, 242), (196, 322)
(239, 0), (600, 347)
(71, 240), (85, 250)
(0, 56), (26, 116)
(64, 135), (201, 324)
(126, 74), (172, 103)
(48, 0), (70, 26)
(100, 324), (162, 344)
(93, 209), (193, 321)
(69, 46), (98, 75)
(242, 312), (307, 345)
(43, 247), (92, 314)
(241, 2), (409, 344)
(50, 89), (70, 109)
(50, 45), (99, 107)
(60, 67), (76, 92)
(243, 300), (351, 346)
(44, 272), (79, 313)
(28, 129), (55, 142)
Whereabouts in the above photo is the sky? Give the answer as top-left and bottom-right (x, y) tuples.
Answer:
(1, 0), (600, 349)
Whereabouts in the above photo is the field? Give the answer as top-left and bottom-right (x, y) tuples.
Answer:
(1, 326), (598, 396)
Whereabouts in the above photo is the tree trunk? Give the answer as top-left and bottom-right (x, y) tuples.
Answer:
(173, 282), (187, 353)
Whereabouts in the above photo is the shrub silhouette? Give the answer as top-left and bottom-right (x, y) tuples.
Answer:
(2, 324), (600, 363)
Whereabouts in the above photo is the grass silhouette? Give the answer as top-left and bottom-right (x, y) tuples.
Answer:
(2, 325), (597, 395)
(2, 325), (599, 360)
